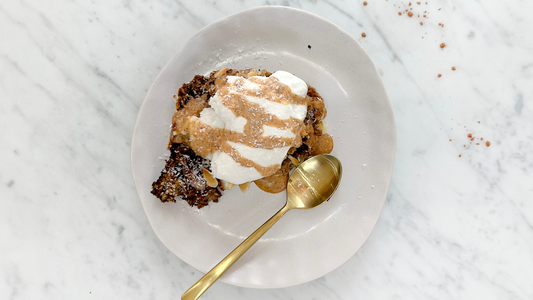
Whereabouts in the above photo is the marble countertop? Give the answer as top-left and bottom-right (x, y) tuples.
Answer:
(1, 0), (532, 299)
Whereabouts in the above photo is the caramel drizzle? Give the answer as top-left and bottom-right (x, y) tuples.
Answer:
(238, 77), (310, 106)
(188, 75), (310, 177)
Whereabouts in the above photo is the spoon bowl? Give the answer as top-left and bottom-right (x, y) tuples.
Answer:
(182, 154), (342, 300)
(287, 154), (342, 209)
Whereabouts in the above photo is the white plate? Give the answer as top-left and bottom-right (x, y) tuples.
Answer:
(131, 6), (396, 288)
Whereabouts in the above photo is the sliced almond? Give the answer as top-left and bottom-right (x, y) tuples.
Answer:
(288, 155), (299, 166)
(299, 127), (308, 136)
(214, 68), (228, 78)
(202, 168), (218, 188)
(239, 182), (251, 194)
(222, 180), (234, 191)
(247, 69), (258, 77)
(316, 122), (328, 133)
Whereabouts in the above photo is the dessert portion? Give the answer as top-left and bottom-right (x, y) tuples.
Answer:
(188, 70), (309, 184)
(152, 68), (333, 208)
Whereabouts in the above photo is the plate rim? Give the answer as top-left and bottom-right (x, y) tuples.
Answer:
(131, 5), (397, 288)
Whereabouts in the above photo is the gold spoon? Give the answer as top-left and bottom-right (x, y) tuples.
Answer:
(182, 154), (342, 300)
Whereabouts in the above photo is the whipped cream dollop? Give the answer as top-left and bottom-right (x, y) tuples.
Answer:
(188, 71), (309, 185)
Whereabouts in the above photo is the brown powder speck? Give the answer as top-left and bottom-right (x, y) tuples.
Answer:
(468, 134), (472, 138)
(417, 1), (421, 4)
(452, 66), (456, 71)
(449, 139), (452, 141)
(409, 2), (411, 5)
(481, 137), (483, 140)
(476, 143), (480, 145)
(399, 12), (402, 15)
(464, 145), (466, 147)
(420, 22), (423, 25)
(408, 12), (414, 17)
(439, 8), (441, 10)
(363, 1), (368, 5)
(423, 14), (426, 17)
(362, 32), (366, 37)
(486, 141), (491, 147)
(438, 74), (442, 77)
(440, 43), (446, 48)
(478, 121), (480, 123)
(459, 154), (462, 157)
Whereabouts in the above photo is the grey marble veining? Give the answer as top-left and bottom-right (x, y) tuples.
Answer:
(1, 0), (532, 299)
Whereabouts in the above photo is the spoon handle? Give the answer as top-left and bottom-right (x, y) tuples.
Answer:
(181, 204), (291, 300)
